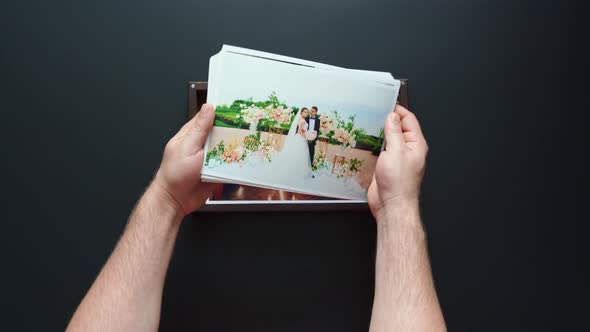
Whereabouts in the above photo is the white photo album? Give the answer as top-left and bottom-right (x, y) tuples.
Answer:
(201, 45), (401, 200)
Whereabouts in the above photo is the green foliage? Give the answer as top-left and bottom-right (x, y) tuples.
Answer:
(205, 141), (225, 165)
(347, 157), (364, 173)
(243, 131), (262, 151)
(336, 157), (365, 178)
(267, 91), (280, 107)
(330, 111), (356, 132)
(229, 91), (291, 112)
(371, 127), (385, 155)
(343, 115), (356, 132)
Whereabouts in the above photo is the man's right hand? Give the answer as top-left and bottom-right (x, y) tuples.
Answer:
(367, 105), (446, 332)
(152, 103), (219, 217)
(367, 105), (428, 220)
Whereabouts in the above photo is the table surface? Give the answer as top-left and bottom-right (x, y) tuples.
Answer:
(1, 0), (581, 331)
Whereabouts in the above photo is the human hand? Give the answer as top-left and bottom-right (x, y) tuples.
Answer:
(367, 105), (428, 219)
(151, 104), (219, 216)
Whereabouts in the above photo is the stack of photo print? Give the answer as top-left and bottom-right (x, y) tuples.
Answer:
(188, 45), (409, 211)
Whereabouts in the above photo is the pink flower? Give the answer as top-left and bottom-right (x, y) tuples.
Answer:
(221, 149), (241, 163)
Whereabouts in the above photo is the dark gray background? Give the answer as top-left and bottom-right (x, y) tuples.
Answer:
(1, 0), (583, 331)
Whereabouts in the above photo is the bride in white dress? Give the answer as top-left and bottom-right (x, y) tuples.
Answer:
(271, 108), (313, 181)
(270, 107), (366, 197)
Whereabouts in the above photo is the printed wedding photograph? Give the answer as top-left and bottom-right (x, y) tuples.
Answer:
(202, 51), (399, 200)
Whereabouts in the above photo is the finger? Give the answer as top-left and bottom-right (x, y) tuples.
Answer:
(384, 112), (404, 151)
(394, 104), (424, 138)
(176, 103), (215, 138)
(184, 103), (215, 149)
(403, 131), (422, 144)
(394, 107), (428, 154)
(369, 175), (377, 190)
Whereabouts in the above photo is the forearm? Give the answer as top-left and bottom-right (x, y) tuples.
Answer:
(369, 201), (446, 332)
(67, 184), (183, 332)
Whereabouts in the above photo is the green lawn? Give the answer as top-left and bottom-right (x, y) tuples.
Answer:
(214, 119), (235, 128)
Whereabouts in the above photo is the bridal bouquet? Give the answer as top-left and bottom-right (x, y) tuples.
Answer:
(305, 130), (317, 141)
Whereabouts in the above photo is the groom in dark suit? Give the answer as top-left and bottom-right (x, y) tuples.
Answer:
(305, 106), (321, 173)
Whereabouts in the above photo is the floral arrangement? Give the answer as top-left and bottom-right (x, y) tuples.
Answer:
(243, 132), (262, 151)
(205, 141), (225, 166)
(237, 106), (267, 131)
(317, 111), (363, 150)
(206, 132), (274, 167)
(269, 105), (293, 127)
(221, 149), (241, 163)
(230, 92), (296, 132)
(335, 157), (364, 178)
(255, 140), (274, 162)
(242, 132), (273, 162)
(312, 150), (329, 171)
(332, 127), (357, 148)
(319, 112), (336, 137)
(220, 139), (244, 163)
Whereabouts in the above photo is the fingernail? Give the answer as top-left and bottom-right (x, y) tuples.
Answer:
(391, 112), (399, 124)
(201, 104), (212, 115)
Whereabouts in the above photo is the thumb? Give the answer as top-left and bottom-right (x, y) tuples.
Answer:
(384, 111), (404, 151)
(186, 104), (215, 147)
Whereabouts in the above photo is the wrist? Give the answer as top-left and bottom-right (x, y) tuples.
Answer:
(375, 194), (419, 216)
(375, 197), (422, 229)
(144, 182), (185, 225)
(383, 196), (419, 213)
